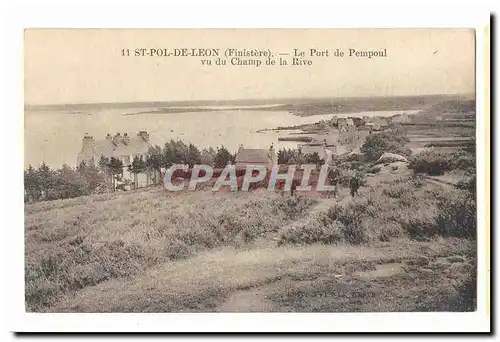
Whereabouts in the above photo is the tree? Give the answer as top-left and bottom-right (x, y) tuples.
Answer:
(128, 155), (147, 187)
(97, 156), (114, 189)
(108, 157), (124, 190)
(305, 152), (322, 165)
(277, 148), (294, 164)
(162, 140), (190, 167)
(36, 162), (56, 200)
(98, 156), (110, 172)
(214, 145), (233, 168)
(146, 145), (163, 184)
(291, 148), (306, 165)
(52, 164), (90, 199)
(24, 165), (40, 202)
(146, 145), (162, 171)
(360, 129), (411, 161)
(129, 155), (147, 173)
(77, 161), (105, 192)
(201, 147), (216, 166)
(187, 143), (202, 167)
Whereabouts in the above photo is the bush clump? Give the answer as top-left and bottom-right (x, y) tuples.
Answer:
(279, 198), (378, 246)
(435, 192), (476, 239)
(408, 150), (453, 175)
(453, 262), (477, 311)
(270, 196), (316, 220)
(25, 240), (152, 311)
(366, 165), (382, 174)
(360, 129), (411, 161)
(456, 175), (476, 194)
(279, 215), (344, 245)
(409, 149), (476, 176)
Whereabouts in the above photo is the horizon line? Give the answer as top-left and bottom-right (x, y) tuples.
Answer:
(25, 92), (475, 109)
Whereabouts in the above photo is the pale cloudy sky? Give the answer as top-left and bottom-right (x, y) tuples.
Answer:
(24, 29), (475, 105)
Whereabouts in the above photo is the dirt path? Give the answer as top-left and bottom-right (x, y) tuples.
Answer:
(422, 175), (457, 188)
(49, 235), (473, 312)
(219, 282), (277, 312)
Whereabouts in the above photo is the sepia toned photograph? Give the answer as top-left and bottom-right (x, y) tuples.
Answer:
(23, 28), (478, 315)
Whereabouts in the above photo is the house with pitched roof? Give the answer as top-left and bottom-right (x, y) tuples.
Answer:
(235, 145), (277, 170)
(77, 131), (154, 189)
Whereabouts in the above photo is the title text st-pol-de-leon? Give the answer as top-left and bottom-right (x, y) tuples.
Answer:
(124, 48), (388, 63)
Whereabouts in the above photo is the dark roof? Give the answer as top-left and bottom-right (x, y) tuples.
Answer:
(78, 135), (151, 163)
(235, 148), (272, 164)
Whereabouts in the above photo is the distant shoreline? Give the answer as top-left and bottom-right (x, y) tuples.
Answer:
(25, 93), (472, 112)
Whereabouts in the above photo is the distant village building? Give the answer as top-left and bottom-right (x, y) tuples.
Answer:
(362, 115), (372, 123)
(338, 118), (355, 132)
(329, 116), (339, 127)
(77, 131), (156, 189)
(365, 122), (381, 131)
(372, 117), (389, 127)
(235, 145), (277, 170)
(300, 139), (335, 165)
(391, 113), (411, 124)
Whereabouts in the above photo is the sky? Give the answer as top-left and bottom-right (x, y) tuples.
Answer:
(24, 29), (475, 105)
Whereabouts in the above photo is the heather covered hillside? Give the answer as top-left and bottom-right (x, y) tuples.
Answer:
(25, 149), (477, 312)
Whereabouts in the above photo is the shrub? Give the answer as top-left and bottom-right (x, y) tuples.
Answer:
(453, 262), (477, 311)
(400, 213), (439, 239)
(25, 240), (152, 311)
(451, 149), (476, 172)
(383, 183), (413, 199)
(271, 196), (316, 220)
(435, 192), (476, 239)
(408, 150), (453, 175)
(342, 153), (364, 163)
(348, 161), (364, 170)
(409, 149), (476, 176)
(456, 176), (476, 194)
(360, 129), (410, 161)
(366, 165), (382, 174)
(279, 198), (376, 246)
(304, 152), (324, 165)
(279, 215), (344, 245)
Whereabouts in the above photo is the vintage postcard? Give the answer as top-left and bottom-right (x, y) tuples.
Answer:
(21, 27), (486, 331)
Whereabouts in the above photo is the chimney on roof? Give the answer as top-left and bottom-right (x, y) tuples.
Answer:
(269, 143), (277, 165)
(123, 132), (131, 145)
(138, 130), (150, 142)
(82, 133), (95, 151)
(112, 133), (121, 146)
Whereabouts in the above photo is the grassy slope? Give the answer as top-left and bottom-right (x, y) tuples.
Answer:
(25, 188), (315, 311)
(26, 167), (476, 312)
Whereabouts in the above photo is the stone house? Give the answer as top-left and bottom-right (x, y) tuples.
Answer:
(77, 131), (158, 189)
(235, 145), (277, 171)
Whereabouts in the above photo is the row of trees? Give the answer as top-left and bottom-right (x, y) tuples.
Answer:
(277, 148), (324, 166)
(143, 140), (235, 171)
(25, 139), (333, 202)
(24, 141), (238, 202)
(24, 162), (106, 202)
